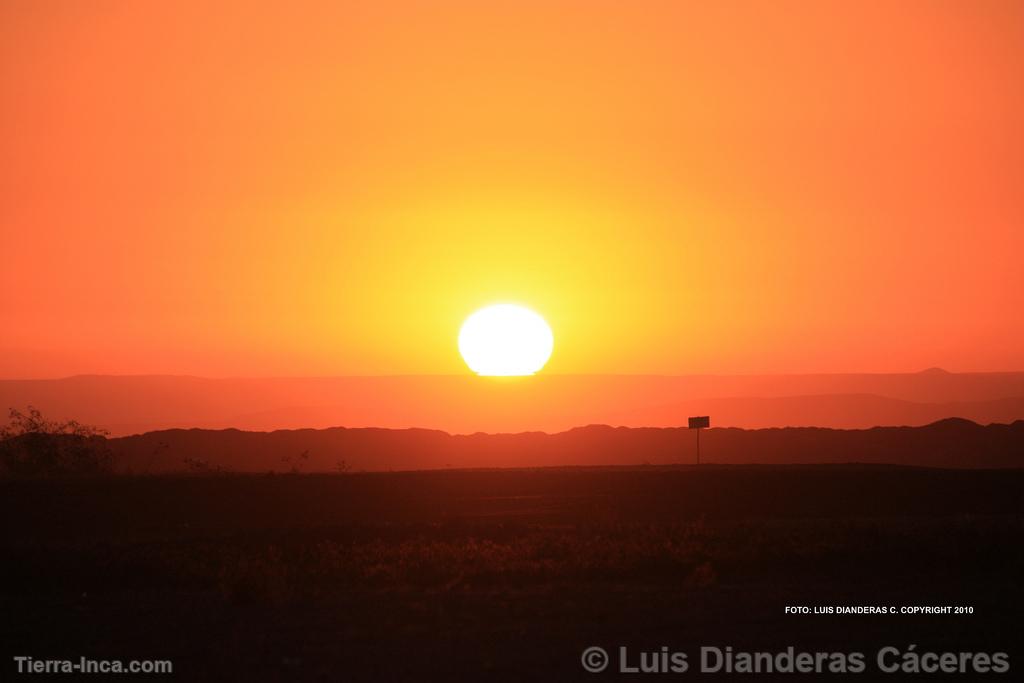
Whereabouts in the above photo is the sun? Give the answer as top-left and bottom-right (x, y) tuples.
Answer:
(458, 304), (554, 376)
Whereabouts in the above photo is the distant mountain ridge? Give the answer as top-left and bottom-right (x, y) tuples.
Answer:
(2, 372), (1023, 435)
(110, 418), (1024, 473)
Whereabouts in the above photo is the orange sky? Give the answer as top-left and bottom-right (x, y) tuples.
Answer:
(2, 0), (1022, 379)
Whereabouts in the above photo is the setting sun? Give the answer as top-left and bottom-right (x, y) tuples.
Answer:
(458, 304), (554, 376)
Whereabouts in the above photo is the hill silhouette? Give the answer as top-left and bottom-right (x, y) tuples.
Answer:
(110, 418), (1024, 473)
(3, 372), (1024, 435)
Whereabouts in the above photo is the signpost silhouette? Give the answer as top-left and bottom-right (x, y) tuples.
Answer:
(688, 416), (710, 465)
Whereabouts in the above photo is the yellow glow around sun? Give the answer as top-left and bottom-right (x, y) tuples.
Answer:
(458, 304), (554, 376)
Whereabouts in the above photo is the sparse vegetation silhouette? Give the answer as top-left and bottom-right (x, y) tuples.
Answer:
(0, 406), (112, 478)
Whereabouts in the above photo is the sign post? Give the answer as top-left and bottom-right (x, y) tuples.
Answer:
(688, 416), (710, 465)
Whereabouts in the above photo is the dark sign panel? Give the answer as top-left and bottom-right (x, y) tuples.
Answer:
(688, 415), (710, 429)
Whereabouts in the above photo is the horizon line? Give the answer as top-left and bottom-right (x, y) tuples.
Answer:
(104, 415), (1014, 440)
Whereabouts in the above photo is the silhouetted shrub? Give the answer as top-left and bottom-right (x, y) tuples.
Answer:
(0, 406), (112, 478)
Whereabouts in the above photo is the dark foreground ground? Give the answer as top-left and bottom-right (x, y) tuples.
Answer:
(2, 465), (1023, 680)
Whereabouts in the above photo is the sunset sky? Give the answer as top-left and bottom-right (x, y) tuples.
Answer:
(2, 0), (1022, 379)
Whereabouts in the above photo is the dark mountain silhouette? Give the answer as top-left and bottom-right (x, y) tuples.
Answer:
(3, 372), (1024, 435)
(110, 418), (1024, 473)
